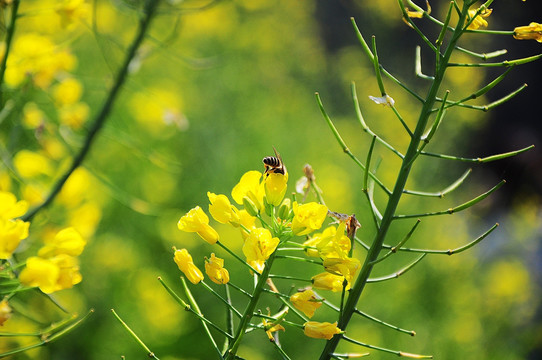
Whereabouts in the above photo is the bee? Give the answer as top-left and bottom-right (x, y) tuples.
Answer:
(263, 147), (287, 176)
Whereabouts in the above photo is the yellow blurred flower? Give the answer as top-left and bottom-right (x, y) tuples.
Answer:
(21, 183), (45, 206)
(68, 201), (102, 238)
(13, 150), (54, 178)
(0, 172), (11, 192)
(242, 227), (279, 273)
(41, 137), (67, 160)
(291, 202), (328, 236)
(53, 77), (83, 105)
(264, 172), (288, 206)
(513, 22), (542, 42)
(0, 300), (12, 326)
(0, 191), (28, 220)
(311, 272), (348, 292)
(38, 227), (86, 258)
(467, 8), (492, 30)
(303, 321), (342, 340)
(205, 253), (229, 285)
(129, 88), (188, 132)
(58, 102), (90, 129)
(231, 170), (265, 211)
(58, 167), (92, 207)
(22, 102), (46, 129)
(177, 206), (219, 244)
(290, 289), (322, 318)
(173, 248), (204, 285)
(207, 192), (240, 225)
(56, 0), (90, 29)
(4, 33), (76, 89)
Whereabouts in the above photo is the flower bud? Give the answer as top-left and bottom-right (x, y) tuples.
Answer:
(277, 198), (291, 220)
(303, 321), (342, 340)
(178, 206), (219, 244)
(174, 248), (204, 285)
(242, 197), (259, 217)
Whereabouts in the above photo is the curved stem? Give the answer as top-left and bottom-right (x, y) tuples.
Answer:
(21, 0), (162, 222)
(0, 0), (20, 105)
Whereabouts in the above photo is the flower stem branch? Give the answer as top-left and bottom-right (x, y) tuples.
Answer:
(21, 0), (162, 222)
(318, 3), (471, 358)
(111, 309), (160, 360)
(0, 0), (20, 105)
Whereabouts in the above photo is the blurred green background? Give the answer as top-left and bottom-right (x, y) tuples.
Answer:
(1, 0), (540, 359)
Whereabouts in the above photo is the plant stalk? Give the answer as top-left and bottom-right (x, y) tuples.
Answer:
(318, 3), (470, 359)
(21, 0), (161, 222)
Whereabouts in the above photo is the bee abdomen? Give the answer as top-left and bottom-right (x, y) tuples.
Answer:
(263, 156), (281, 167)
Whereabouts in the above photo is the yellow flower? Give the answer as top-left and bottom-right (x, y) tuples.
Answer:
(173, 248), (204, 285)
(129, 87), (188, 132)
(4, 33), (76, 89)
(207, 192), (240, 225)
(53, 77), (83, 105)
(467, 8), (492, 30)
(323, 256), (361, 285)
(311, 272), (348, 292)
(303, 321), (342, 340)
(0, 191), (28, 220)
(19, 256), (60, 293)
(58, 167), (92, 208)
(22, 102), (46, 129)
(513, 22), (542, 42)
(58, 102), (90, 129)
(0, 218), (30, 259)
(178, 206), (219, 244)
(231, 171), (265, 211)
(38, 227), (86, 258)
(303, 223), (351, 259)
(263, 318), (285, 341)
(52, 254), (82, 291)
(290, 289), (322, 318)
(0, 299), (11, 326)
(291, 202), (328, 236)
(264, 172), (288, 206)
(13, 150), (54, 178)
(238, 209), (256, 239)
(56, 0), (90, 29)
(205, 253), (229, 285)
(242, 228), (279, 273)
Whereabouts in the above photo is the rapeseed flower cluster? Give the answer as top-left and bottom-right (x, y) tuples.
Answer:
(19, 227), (86, 294)
(0, 190), (88, 331)
(176, 155), (358, 340)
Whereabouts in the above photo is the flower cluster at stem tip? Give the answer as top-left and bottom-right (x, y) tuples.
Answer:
(176, 154), (363, 340)
(0, 191), (87, 296)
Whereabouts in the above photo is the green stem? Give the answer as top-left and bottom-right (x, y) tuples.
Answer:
(0, 0), (20, 105)
(111, 309), (159, 360)
(318, 3), (470, 359)
(224, 248), (280, 359)
(21, 0), (161, 222)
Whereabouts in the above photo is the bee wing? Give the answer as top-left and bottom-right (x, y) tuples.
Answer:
(272, 146), (284, 165)
(272, 146), (281, 160)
